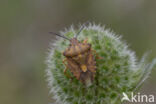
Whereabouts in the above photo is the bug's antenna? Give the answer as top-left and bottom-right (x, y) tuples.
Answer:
(49, 32), (70, 41)
(75, 21), (89, 38)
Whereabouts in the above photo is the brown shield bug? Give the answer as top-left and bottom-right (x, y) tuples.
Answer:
(50, 22), (100, 84)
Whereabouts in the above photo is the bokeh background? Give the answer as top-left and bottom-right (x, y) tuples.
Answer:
(0, 0), (156, 104)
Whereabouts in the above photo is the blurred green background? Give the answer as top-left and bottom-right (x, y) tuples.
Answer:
(0, 0), (156, 104)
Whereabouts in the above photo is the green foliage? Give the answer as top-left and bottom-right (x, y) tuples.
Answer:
(46, 23), (156, 104)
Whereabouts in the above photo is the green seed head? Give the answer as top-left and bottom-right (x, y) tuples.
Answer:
(46, 23), (156, 104)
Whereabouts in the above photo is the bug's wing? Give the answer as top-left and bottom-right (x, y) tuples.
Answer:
(67, 58), (81, 80)
(87, 51), (96, 74)
(79, 51), (96, 84)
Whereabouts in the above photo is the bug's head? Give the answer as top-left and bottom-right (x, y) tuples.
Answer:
(49, 22), (89, 44)
(69, 38), (79, 45)
(49, 32), (80, 45)
(49, 22), (90, 57)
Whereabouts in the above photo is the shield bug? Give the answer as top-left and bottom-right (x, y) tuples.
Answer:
(50, 23), (99, 84)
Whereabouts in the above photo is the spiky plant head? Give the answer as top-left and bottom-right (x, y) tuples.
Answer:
(46, 23), (156, 104)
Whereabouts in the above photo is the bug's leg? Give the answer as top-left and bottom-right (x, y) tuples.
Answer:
(91, 49), (103, 59)
(63, 58), (67, 73)
(63, 58), (72, 79)
(63, 58), (69, 77)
